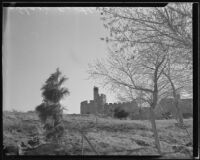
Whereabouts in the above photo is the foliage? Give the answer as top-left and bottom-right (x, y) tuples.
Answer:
(182, 113), (193, 119)
(89, 24), (171, 155)
(89, 4), (192, 154)
(114, 108), (129, 119)
(41, 68), (69, 103)
(3, 111), (193, 157)
(88, 43), (170, 107)
(98, 4), (192, 110)
(35, 68), (69, 142)
(98, 3), (192, 67)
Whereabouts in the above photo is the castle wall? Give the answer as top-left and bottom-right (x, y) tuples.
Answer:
(102, 101), (139, 117)
(155, 98), (193, 119)
(180, 99), (193, 114)
(88, 100), (98, 114)
(80, 100), (98, 114)
(80, 87), (106, 115)
(100, 94), (106, 105)
(80, 87), (193, 119)
(80, 101), (88, 114)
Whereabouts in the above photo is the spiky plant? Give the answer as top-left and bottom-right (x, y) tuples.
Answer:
(36, 68), (69, 142)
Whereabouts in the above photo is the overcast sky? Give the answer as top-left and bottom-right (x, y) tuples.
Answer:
(3, 7), (116, 114)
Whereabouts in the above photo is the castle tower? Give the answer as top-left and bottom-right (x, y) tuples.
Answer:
(93, 86), (99, 101)
(100, 94), (106, 105)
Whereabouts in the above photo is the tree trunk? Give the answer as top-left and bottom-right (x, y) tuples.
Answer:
(163, 72), (184, 125)
(174, 97), (184, 125)
(149, 107), (162, 155)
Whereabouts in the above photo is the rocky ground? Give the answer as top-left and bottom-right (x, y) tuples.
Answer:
(3, 111), (193, 158)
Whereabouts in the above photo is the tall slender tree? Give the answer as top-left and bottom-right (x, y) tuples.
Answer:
(162, 53), (192, 125)
(95, 5), (192, 153)
(88, 44), (170, 154)
(35, 68), (69, 142)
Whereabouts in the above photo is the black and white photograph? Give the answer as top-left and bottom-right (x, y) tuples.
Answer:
(2, 2), (196, 158)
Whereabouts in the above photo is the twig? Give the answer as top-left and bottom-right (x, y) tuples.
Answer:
(79, 130), (99, 155)
(76, 116), (99, 155)
(81, 134), (84, 155)
(174, 118), (192, 143)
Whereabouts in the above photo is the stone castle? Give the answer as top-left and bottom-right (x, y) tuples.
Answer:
(81, 87), (138, 116)
(80, 87), (106, 114)
(80, 86), (138, 116)
(80, 87), (193, 119)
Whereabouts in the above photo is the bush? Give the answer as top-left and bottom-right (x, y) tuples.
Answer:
(35, 68), (69, 142)
(114, 108), (129, 119)
(182, 113), (192, 119)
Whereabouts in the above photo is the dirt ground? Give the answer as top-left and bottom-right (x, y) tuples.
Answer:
(3, 111), (193, 158)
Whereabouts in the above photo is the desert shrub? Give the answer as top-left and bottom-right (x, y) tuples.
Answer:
(134, 139), (150, 146)
(23, 143), (68, 155)
(182, 113), (192, 119)
(21, 123), (39, 134)
(3, 144), (19, 155)
(35, 68), (69, 142)
(3, 121), (21, 132)
(162, 112), (173, 119)
(114, 108), (129, 119)
(4, 117), (40, 135)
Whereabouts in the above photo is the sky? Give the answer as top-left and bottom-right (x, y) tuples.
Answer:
(3, 7), (116, 114)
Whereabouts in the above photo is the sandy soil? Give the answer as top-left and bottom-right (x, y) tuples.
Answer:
(3, 111), (193, 158)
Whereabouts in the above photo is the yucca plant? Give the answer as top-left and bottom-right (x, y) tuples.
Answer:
(36, 68), (69, 142)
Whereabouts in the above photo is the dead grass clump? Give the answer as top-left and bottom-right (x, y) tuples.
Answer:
(23, 143), (65, 155)
(3, 111), (193, 157)
(98, 141), (110, 148)
(97, 122), (149, 133)
(172, 145), (192, 154)
(159, 134), (178, 144)
(127, 147), (158, 155)
(134, 139), (150, 146)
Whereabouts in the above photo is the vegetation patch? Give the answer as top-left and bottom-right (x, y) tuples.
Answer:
(3, 111), (193, 157)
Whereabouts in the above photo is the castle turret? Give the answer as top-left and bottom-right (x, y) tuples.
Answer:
(100, 94), (106, 105)
(94, 86), (99, 101)
(80, 86), (107, 115)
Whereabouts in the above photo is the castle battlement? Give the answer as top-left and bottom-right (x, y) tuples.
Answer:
(89, 100), (94, 103)
(81, 100), (88, 104)
(80, 87), (192, 119)
(80, 87), (139, 115)
(80, 87), (106, 114)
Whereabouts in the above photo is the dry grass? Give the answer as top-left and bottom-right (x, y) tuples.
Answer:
(3, 111), (193, 158)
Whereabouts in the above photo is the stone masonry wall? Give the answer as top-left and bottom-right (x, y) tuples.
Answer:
(80, 87), (193, 119)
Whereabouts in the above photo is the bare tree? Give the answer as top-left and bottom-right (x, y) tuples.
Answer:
(99, 3), (192, 68)
(92, 4), (192, 154)
(88, 44), (171, 154)
(98, 4), (193, 121)
(116, 85), (135, 102)
(162, 51), (192, 125)
(116, 85), (146, 117)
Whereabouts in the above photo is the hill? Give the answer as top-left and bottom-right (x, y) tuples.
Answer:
(3, 111), (193, 158)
